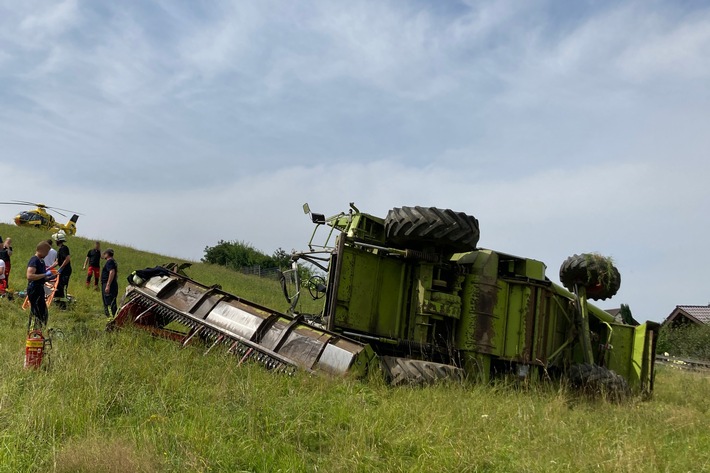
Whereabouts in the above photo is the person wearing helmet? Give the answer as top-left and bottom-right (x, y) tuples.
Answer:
(54, 231), (72, 310)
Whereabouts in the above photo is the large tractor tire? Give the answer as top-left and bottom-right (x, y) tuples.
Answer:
(384, 206), (479, 253)
(559, 253), (621, 301)
(380, 356), (464, 386)
(568, 363), (631, 400)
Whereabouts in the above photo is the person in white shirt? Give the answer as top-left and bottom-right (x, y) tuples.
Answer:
(44, 239), (58, 269)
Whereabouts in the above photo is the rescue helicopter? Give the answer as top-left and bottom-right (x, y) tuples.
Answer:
(0, 201), (81, 236)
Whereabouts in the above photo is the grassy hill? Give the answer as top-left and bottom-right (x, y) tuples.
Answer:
(0, 223), (709, 472)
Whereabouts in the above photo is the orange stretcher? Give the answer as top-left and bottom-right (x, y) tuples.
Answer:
(22, 268), (60, 310)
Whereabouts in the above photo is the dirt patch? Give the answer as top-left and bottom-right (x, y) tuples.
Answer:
(54, 435), (162, 473)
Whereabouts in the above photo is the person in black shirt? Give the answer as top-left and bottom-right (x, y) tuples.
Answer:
(83, 241), (102, 289)
(101, 248), (118, 317)
(54, 232), (72, 310)
(27, 241), (55, 327)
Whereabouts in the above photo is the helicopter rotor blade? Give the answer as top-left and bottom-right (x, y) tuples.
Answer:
(47, 206), (83, 216)
(4, 200), (83, 216)
(49, 209), (68, 218)
(0, 201), (35, 206)
(11, 200), (43, 206)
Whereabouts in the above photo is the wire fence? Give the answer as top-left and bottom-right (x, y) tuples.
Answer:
(655, 354), (710, 372)
(237, 265), (283, 279)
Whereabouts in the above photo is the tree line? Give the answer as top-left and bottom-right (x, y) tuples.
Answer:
(202, 240), (291, 271)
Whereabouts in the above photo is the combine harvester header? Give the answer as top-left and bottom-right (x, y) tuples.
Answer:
(110, 266), (376, 377)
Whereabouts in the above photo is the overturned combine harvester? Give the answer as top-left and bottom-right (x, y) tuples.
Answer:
(112, 204), (659, 397)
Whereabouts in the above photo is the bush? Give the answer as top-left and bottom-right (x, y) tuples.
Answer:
(657, 324), (710, 360)
(202, 240), (289, 270)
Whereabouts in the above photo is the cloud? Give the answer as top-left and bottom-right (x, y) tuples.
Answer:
(15, 0), (79, 45)
(616, 8), (710, 82)
(176, 3), (263, 81)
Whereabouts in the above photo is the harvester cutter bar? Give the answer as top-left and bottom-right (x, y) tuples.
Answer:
(126, 292), (301, 375)
(111, 269), (374, 377)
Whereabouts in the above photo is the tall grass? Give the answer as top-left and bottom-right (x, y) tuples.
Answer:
(1, 223), (709, 472)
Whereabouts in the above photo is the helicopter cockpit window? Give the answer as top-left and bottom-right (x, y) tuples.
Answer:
(20, 211), (44, 223)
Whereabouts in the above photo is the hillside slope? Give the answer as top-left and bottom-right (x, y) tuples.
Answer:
(0, 222), (294, 312)
(0, 223), (709, 472)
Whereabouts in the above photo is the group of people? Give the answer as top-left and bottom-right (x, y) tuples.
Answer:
(24, 234), (119, 329)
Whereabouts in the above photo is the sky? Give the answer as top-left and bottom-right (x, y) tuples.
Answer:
(1, 0), (708, 322)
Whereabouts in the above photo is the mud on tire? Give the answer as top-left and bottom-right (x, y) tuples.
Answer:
(384, 206), (480, 253)
(559, 253), (621, 301)
(568, 363), (631, 400)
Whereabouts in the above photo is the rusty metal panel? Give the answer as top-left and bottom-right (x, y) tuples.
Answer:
(533, 288), (551, 364)
(259, 318), (291, 350)
(485, 280), (508, 356)
(502, 284), (533, 361)
(523, 285), (536, 363)
(189, 291), (226, 320)
(277, 327), (333, 369)
(457, 251), (502, 356)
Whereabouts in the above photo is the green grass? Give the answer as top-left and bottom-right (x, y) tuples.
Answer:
(0, 223), (316, 314)
(1, 223), (709, 472)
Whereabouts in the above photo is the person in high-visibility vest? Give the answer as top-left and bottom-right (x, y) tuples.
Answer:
(26, 241), (56, 327)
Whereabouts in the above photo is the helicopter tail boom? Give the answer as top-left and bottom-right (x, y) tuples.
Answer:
(55, 214), (79, 236)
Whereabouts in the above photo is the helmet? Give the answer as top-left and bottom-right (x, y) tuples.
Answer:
(52, 231), (67, 243)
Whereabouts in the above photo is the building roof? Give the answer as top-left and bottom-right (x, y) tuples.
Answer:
(663, 305), (710, 326)
(605, 308), (622, 323)
(605, 307), (640, 326)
